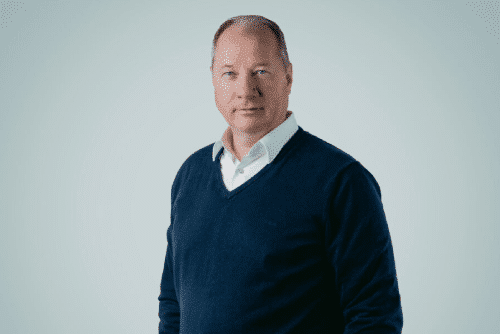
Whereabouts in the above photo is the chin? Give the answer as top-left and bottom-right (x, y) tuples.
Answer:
(232, 122), (266, 135)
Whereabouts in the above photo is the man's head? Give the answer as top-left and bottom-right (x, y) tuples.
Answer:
(210, 15), (293, 138)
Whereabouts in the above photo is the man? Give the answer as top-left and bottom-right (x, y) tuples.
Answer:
(159, 15), (403, 333)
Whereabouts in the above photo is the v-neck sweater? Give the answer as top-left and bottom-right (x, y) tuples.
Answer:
(158, 126), (403, 333)
(213, 110), (298, 192)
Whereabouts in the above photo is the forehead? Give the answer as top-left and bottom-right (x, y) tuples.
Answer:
(215, 26), (279, 65)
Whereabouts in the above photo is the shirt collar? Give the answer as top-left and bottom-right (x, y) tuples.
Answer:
(212, 110), (298, 163)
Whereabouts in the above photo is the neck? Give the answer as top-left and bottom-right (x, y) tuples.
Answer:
(229, 127), (264, 161)
(231, 126), (265, 148)
(229, 110), (291, 161)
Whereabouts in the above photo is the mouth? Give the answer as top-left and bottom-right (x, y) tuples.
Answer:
(239, 107), (264, 112)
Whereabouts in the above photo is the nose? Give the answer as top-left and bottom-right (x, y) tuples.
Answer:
(235, 74), (260, 98)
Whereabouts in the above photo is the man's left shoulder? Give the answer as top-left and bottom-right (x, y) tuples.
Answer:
(298, 129), (359, 172)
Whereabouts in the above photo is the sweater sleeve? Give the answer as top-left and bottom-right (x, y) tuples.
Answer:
(327, 161), (403, 333)
(158, 169), (183, 333)
(158, 222), (180, 333)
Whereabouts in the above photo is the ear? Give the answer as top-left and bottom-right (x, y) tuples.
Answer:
(286, 63), (293, 89)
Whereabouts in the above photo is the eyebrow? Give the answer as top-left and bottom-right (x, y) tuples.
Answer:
(221, 62), (270, 69)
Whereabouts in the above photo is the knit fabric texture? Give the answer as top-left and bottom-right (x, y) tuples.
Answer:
(158, 126), (403, 333)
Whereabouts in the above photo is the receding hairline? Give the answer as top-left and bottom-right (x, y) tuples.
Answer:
(231, 20), (275, 36)
(216, 25), (278, 53)
(211, 15), (290, 70)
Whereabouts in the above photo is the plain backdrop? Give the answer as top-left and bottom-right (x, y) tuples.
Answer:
(1, 0), (499, 333)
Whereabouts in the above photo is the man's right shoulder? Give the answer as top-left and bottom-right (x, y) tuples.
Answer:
(174, 142), (217, 175)
(171, 142), (216, 194)
(182, 142), (216, 165)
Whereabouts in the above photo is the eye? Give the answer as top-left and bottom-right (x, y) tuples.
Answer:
(223, 71), (234, 77)
(256, 70), (267, 75)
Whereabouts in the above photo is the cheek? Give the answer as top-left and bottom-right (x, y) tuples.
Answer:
(215, 88), (229, 103)
(263, 82), (284, 100)
(215, 85), (234, 103)
(214, 88), (233, 112)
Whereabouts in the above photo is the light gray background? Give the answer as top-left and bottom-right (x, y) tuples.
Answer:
(1, 0), (499, 333)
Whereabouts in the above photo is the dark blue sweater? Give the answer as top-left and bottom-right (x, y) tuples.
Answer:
(159, 126), (403, 333)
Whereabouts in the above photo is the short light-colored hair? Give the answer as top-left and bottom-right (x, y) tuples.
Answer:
(211, 15), (290, 71)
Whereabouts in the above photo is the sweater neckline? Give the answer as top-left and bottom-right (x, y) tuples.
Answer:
(213, 126), (305, 199)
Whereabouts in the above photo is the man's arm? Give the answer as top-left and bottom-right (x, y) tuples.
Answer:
(158, 222), (180, 334)
(159, 168), (185, 334)
(327, 161), (403, 333)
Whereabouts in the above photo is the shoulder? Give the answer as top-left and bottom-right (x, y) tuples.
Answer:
(291, 128), (380, 192)
(174, 142), (214, 175)
(293, 127), (358, 174)
(170, 142), (215, 194)
(183, 142), (215, 165)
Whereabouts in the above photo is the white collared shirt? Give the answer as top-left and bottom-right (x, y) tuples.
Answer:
(212, 111), (299, 191)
